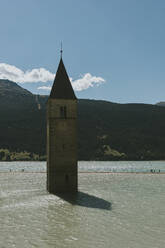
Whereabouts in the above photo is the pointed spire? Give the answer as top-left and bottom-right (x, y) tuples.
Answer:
(49, 58), (77, 99)
(60, 42), (63, 59)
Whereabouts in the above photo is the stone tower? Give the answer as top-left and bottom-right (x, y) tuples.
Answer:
(47, 57), (77, 193)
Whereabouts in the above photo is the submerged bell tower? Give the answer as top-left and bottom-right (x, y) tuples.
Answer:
(47, 54), (78, 193)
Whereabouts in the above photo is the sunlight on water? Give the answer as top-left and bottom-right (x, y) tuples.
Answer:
(0, 162), (165, 248)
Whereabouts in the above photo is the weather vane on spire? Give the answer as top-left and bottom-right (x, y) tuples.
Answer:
(60, 42), (63, 58)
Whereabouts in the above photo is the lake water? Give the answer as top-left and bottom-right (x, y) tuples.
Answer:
(0, 160), (165, 173)
(0, 161), (165, 248)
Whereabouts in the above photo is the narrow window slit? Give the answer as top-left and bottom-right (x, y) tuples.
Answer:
(65, 174), (69, 183)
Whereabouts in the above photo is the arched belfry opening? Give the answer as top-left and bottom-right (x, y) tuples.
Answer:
(60, 106), (67, 118)
(47, 56), (78, 193)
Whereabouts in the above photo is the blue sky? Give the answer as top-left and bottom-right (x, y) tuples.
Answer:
(0, 0), (165, 104)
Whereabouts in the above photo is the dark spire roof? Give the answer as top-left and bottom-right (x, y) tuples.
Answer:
(49, 58), (77, 99)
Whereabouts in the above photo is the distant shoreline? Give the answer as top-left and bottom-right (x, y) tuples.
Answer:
(0, 171), (164, 174)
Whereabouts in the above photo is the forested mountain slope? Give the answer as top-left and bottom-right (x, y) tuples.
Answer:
(1, 79), (165, 160)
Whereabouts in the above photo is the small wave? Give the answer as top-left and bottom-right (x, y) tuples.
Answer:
(0, 194), (65, 211)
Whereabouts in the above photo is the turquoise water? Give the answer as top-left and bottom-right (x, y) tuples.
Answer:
(0, 161), (165, 248)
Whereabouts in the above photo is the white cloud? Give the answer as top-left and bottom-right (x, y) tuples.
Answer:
(0, 63), (54, 83)
(0, 62), (105, 91)
(38, 86), (51, 91)
(71, 73), (105, 91)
